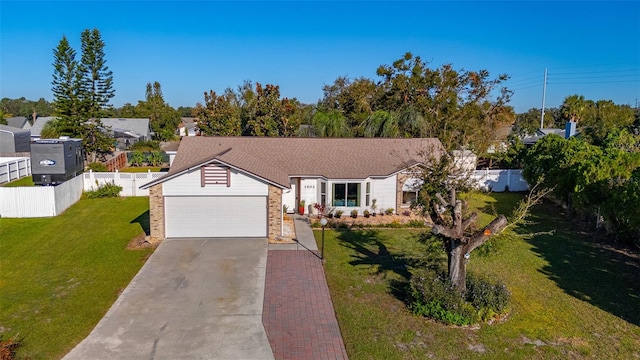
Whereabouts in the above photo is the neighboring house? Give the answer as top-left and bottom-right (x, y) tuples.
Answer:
(141, 137), (444, 240)
(100, 118), (151, 150)
(6, 117), (32, 131)
(0, 125), (31, 153)
(30, 116), (55, 139)
(522, 122), (577, 145)
(178, 117), (197, 137)
(160, 141), (180, 166)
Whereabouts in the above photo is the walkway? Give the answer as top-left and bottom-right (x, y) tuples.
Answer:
(263, 215), (348, 360)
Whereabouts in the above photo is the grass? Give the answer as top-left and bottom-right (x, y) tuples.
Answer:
(2, 176), (35, 187)
(0, 197), (153, 359)
(317, 192), (640, 359)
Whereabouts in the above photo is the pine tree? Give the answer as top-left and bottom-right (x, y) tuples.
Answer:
(79, 28), (115, 119)
(50, 35), (83, 136)
(78, 28), (115, 161)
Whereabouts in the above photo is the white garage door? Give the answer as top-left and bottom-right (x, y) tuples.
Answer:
(165, 196), (267, 238)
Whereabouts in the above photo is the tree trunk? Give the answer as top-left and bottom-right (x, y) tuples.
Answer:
(449, 241), (468, 292)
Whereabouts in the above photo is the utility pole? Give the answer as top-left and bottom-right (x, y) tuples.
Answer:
(540, 68), (547, 129)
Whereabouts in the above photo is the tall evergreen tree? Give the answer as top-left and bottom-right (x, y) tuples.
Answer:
(78, 28), (114, 161)
(79, 28), (115, 119)
(49, 29), (115, 161)
(50, 35), (83, 136)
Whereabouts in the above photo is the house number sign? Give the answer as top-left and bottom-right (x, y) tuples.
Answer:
(304, 185), (315, 189)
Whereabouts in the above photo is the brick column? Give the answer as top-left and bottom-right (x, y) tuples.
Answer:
(268, 185), (283, 240)
(396, 173), (411, 214)
(149, 184), (165, 241)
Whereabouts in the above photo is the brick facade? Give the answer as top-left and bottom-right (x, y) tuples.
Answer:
(268, 185), (283, 240)
(396, 172), (411, 214)
(149, 184), (165, 241)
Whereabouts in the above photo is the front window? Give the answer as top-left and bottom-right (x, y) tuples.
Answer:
(333, 183), (360, 207)
(402, 191), (417, 206)
(320, 182), (327, 206)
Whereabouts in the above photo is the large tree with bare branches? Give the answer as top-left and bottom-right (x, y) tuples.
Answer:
(413, 152), (546, 293)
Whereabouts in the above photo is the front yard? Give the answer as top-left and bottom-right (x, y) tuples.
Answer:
(318, 193), (640, 359)
(0, 197), (153, 359)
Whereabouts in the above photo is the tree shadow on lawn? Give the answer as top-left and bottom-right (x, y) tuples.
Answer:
(335, 229), (426, 303)
(130, 210), (151, 236)
(523, 202), (640, 326)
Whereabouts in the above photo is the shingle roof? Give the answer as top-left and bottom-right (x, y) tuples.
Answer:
(6, 117), (29, 129)
(100, 118), (151, 138)
(30, 116), (55, 136)
(147, 137), (444, 189)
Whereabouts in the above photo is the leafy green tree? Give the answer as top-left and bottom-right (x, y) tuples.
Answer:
(177, 106), (193, 117)
(362, 110), (399, 137)
(312, 110), (351, 137)
(241, 82), (296, 136)
(193, 88), (242, 136)
(135, 82), (180, 141)
(513, 108), (556, 135)
(114, 103), (138, 118)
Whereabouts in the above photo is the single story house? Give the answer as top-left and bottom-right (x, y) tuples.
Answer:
(178, 117), (198, 137)
(100, 118), (151, 150)
(141, 136), (444, 241)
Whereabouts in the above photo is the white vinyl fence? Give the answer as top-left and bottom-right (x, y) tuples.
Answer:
(471, 169), (529, 192)
(0, 157), (31, 184)
(0, 175), (83, 217)
(83, 170), (165, 196)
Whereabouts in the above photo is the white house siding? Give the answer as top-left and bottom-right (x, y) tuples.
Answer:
(300, 178), (318, 212)
(162, 168), (269, 196)
(370, 176), (397, 213)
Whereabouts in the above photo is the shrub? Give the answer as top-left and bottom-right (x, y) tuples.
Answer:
(85, 182), (122, 198)
(466, 273), (510, 321)
(335, 210), (343, 218)
(147, 151), (164, 166)
(406, 219), (426, 228)
(363, 210), (370, 218)
(409, 268), (510, 325)
(87, 162), (108, 172)
(402, 210), (411, 216)
(385, 208), (395, 215)
(409, 268), (474, 325)
(130, 151), (145, 167)
(350, 209), (358, 218)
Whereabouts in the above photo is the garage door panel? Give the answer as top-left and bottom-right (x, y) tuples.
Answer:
(165, 196), (267, 238)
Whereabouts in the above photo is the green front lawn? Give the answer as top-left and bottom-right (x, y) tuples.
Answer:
(319, 192), (640, 359)
(0, 197), (153, 359)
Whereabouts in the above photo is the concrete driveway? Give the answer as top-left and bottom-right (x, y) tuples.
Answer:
(64, 238), (274, 360)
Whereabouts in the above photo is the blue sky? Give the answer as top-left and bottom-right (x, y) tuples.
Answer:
(1, 1), (639, 113)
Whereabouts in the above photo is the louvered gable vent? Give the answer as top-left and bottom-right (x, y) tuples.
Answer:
(201, 164), (230, 187)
